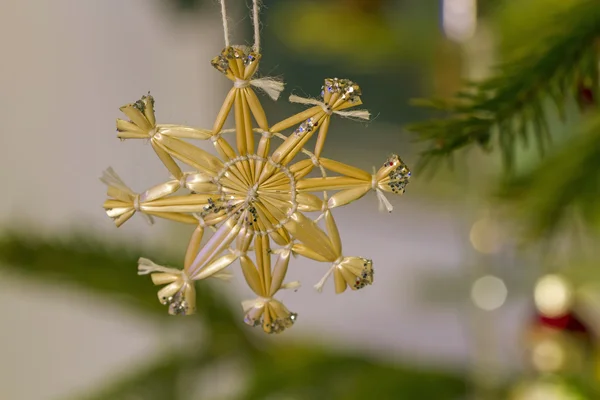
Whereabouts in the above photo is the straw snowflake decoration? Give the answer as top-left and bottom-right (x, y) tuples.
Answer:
(101, 4), (410, 334)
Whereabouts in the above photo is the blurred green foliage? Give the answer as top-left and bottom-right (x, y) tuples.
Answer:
(492, 0), (588, 58)
(0, 232), (468, 399)
(408, 0), (600, 245)
(498, 112), (600, 241)
(266, 1), (439, 70)
(408, 0), (600, 171)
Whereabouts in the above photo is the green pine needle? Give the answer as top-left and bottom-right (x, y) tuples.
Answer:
(407, 0), (600, 173)
(498, 111), (600, 241)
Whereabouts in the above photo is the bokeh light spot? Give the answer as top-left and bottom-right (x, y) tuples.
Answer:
(471, 275), (507, 311)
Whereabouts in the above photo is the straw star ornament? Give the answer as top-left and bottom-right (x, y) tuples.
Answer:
(101, 0), (410, 334)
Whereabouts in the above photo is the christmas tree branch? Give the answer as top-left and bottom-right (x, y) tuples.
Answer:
(0, 232), (470, 400)
(242, 345), (467, 400)
(498, 111), (600, 240)
(407, 0), (600, 172)
(76, 353), (193, 400)
(0, 231), (164, 313)
(0, 231), (254, 348)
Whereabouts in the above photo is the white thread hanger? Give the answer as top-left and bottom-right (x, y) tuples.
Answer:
(219, 0), (262, 52)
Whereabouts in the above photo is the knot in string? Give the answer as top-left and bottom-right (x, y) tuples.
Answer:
(272, 242), (295, 256)
(234, 78), (250, 89)
(193, 213), (207, 227)
(133, 194), (142, 212)
(179, 174), (188, 189)
(241, 296), (272, 312)
(233, 248), (246, 258)
(310, 154), (320, 167)
(258, 129), (273, 138)
(257, 296), (271, 305)
(231, 77), (285, 101)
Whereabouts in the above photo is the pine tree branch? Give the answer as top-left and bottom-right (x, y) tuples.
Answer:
(0, 232), (255, 349)
(242, 345), (467, 400)
(498, 110), (600, 240)
(0, 231), (163, 312)
(75, 353), (193, 400)
(407, 0), (600, 172)
(0, 234), (484, 399)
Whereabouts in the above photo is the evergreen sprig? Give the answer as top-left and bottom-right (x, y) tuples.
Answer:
(407, 0), (600, 172)
(498, 112), (600, 241)
(0, 231), (256, 350)
(0, 233), (469, 400)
